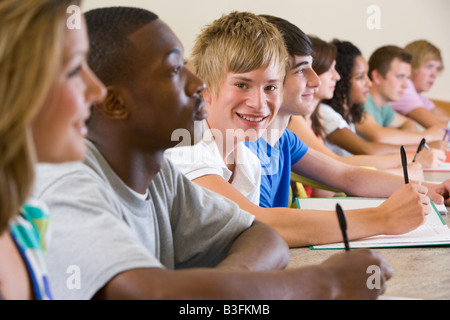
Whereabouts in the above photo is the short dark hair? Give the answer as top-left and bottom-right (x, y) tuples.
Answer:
(260, 15), (313, 60)
(85, 7), (158, 86)
(368, 45), (412, 79)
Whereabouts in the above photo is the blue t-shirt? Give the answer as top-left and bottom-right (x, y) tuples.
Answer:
(245, 129), (309, 208)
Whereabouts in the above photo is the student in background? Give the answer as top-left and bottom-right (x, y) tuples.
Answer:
(34, 6), (394, 300)
(390, 40), (448, 129)
(288, 36), (432, 184)
(0, 0), (105, 299)
(321, 40), (445, 156)
(167, 13), (440, 249)
(355, 45), (446, 149)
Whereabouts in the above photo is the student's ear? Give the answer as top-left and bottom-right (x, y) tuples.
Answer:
(202, 88), (213, 105)
(93, 86), (129, 119)
(370, 69), (382, 85)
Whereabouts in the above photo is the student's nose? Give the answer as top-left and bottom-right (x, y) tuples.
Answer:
(85, 67), (107, 105)
(309, 69), (321, 89)
(247, 87), (267, 110)
(334, 69), (341, 82)
(401, 78), (409, 89)
(186, 68), (206, 97)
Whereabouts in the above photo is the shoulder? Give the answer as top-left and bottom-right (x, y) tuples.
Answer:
(165, 134), (227, 181)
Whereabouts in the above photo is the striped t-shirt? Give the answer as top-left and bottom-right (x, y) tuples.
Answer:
(9, 198), (52, 300)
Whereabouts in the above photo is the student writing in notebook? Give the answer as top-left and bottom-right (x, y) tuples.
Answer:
(33, 6), (393, 300)
(166, 13), (450, 248)
(0, 0), (106, 300)
(355, 45), (446, 149)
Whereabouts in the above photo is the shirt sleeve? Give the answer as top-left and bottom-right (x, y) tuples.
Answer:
(286, 129), (309, 164)
(320, 103), (350, 135)
(165, 140), (230, 181)
(35, 166), (159, 300)
(158, 160), (255, 268)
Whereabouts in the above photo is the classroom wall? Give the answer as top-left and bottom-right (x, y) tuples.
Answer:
(81, 0), (450, 101)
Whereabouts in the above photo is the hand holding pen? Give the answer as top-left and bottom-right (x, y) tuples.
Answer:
(336, 203), (350, 251)
(412, 138), (428, 163)
(400, 145), (409, 184)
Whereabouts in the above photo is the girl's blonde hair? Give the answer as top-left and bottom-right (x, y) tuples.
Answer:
(192, 11), (288, 97)
(0, 0), (79, 232)
(405, 40), (444, 74)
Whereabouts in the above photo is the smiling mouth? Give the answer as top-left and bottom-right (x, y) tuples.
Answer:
(236, 113), (268, 122)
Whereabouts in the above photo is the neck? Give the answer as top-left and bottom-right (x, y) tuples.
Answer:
(264, 108), (290, 146)
(306, 98), (321, 122)
(87, 133), (164, 194)
(369, 87), (387, 107)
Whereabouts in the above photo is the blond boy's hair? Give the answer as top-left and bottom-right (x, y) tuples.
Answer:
(405, 40), (444, 74)
(192, 11), (288, 97)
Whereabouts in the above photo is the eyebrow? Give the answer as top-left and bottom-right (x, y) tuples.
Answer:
(231, 75), (281, 83)
(291, 61), (310, 70)
(163, 48), (183, 61)
(63, 50), (87, 65)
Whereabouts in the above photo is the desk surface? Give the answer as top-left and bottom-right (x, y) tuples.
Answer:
(287, 172), (450, 300)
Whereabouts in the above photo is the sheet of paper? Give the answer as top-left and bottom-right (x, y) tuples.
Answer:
(296, 197), (450, 249)
(423, 162), (450, 172)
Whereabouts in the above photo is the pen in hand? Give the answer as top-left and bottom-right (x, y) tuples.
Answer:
(412, 138), (426, 163)
(336, 203), (350, 251)
(400, 145), (409, 184)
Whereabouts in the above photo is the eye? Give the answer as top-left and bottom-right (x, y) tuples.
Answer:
(265, 85), (277, 91)
(67, 65), (82, 78)
(235, 83), (247, 89)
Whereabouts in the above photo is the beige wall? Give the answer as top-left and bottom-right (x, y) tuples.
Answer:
(82, 0), (450, 101)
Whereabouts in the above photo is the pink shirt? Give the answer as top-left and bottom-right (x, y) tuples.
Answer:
(390, 79), (435, 115)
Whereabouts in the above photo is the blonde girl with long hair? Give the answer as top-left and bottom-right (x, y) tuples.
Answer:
(0, 0), (105, 299)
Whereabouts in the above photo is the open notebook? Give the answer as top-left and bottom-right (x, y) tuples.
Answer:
(296, 197), (450, 250)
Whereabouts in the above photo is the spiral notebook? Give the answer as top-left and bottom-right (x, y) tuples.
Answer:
(296, 197), (450, 250)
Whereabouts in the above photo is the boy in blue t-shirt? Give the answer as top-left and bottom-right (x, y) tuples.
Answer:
(246, 129), (308, 208)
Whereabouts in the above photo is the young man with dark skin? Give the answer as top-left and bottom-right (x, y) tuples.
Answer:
(34, 7), (392, 300)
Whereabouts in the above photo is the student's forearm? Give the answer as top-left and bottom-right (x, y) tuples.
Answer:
(255, 207), (383, 247)
(367, 128), (425, 145)
(94, 255), (388, 300)
(217, 220), (290, 271)
(339, 166), (405, 198)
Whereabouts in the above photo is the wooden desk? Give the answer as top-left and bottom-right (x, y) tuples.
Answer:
(287, 172), (450, 300)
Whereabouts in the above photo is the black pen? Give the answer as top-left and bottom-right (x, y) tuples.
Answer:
(400, 145), (409, 184)
(412, 138), (426, 163)
(336, 203), (350, 251)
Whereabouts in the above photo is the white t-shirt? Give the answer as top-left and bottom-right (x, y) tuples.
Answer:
(165, 120), (261, 205)
(320, 103), (354, 157)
